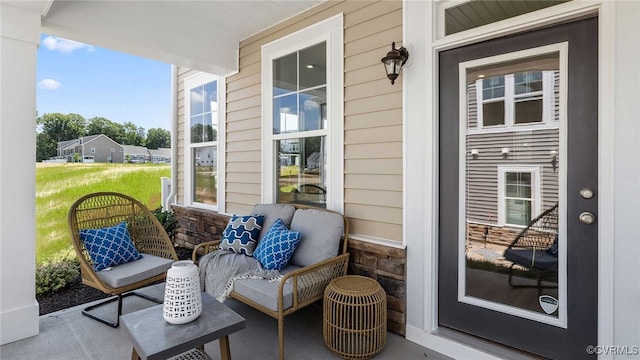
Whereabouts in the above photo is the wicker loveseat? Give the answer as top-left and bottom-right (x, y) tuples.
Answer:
(193, 204), (349, 360)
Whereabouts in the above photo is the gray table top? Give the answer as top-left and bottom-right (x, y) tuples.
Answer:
(121, 293), (246, 360)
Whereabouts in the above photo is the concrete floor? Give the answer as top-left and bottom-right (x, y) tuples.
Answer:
(1, 283), (450, 360)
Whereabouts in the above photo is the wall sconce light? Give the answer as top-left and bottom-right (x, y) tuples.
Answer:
(381, 42), (409, 85)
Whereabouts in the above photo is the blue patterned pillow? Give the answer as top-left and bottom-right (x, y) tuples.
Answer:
(253, 218), (302, 271)
(79, 221), (142, 271)
(220, 214), (265, 256)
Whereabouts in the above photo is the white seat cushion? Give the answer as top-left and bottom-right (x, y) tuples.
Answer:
(96, 253), (174, 288)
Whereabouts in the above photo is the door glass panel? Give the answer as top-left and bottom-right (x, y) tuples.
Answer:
(463, 53), (561, 317)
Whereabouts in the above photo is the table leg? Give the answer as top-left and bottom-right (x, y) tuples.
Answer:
(219, 336), (231, 360)
(131, 348), (140, 360)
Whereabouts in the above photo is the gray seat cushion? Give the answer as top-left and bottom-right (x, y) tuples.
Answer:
(251, 204), (296, 241)
(289, 208), (344, 267)
(232, 265), (301, 312)
(96, 253), (174, 288)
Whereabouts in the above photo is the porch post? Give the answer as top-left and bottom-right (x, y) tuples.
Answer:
(0, 3), (41, 344)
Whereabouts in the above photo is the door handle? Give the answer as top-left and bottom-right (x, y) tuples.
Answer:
(579, 212), (596, 224)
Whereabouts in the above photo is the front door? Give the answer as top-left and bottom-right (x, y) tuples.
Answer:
(438, 18), (598, 358)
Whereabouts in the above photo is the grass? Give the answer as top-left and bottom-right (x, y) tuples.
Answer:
(36, 163), (170, 264)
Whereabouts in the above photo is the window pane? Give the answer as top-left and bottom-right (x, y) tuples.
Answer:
(482, 101), (504, 126)
(276, 136), (326, 208)
(515, 99), (543, 124)
(193, 146), (217, 205)
(203, 81), (217, 113)
(274, 53), (297, 96)
(505, 199), (531, 226)
(190, 86), (204, 116)
(190, 115), (204, 143)
(482, 76), (504, 99)
(273, 94), (298, 134)
(514, 71), (543, 94)
(299, 87), (326, 131)
(299, 42), (326, 89)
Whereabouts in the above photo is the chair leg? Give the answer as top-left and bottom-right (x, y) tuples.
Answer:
(82, 291), (163, 328)
(278, 316), (285, 360)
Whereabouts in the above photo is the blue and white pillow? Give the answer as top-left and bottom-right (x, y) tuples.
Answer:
(220, 214), (265, 256)
(253, 218), (302, 271)
(79, 221), (142, 271)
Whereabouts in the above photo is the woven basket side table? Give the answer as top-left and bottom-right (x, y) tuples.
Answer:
(323, 275), (387, 359)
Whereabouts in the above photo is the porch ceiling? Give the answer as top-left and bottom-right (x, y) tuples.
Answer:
(38, 0), (325, 75)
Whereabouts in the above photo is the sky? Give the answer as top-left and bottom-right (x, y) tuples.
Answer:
(37, 34), (172, 132)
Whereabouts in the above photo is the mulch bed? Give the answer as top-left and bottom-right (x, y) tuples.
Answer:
(37, 247), (194, 316)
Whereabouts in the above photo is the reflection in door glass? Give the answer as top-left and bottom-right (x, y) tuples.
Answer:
(463, 53), (560, 317)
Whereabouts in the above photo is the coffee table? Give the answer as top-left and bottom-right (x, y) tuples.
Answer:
(121, 292), (245, 360)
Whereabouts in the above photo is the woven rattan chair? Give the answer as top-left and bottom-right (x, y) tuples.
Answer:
(68, 192), (178, 327)
(503, 203), (559, 294)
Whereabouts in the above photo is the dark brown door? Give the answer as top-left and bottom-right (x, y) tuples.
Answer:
(438, 18), (598, 359)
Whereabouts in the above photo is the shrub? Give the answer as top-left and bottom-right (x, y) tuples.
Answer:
(152, 207), (178, 241)
(36, 250), (80, 296)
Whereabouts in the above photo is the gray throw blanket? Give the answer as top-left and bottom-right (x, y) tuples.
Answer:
(198, 249), (282, 302)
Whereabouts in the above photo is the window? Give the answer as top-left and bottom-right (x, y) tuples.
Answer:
(498, 166), (541, 227)
(184, 73), (225, 211)
(476, 70), (554, 129)
(262, 15), (343, 211)
(481, 75), (505, 126)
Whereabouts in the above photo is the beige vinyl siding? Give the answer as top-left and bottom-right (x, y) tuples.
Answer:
(230, 0), (403, 243)
(176, 0), (404, 244)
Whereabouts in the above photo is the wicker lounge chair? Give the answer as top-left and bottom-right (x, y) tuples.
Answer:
(68, 192), (178, 327)
(503, 203), (559, 294)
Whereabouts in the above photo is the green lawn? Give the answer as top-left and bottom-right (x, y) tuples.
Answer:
(36, 163), (170, 264)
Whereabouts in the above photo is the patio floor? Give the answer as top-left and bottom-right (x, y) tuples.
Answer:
(1, 283), (450, 360)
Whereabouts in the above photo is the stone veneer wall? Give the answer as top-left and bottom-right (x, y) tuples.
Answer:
(172, 206), (230, 248)
(347, 238), (406, 336)
(171, 206), (408, 336)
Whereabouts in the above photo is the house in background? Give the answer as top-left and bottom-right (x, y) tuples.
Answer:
(122, 145), (150, 163)
(149, 148), (171, 164)
(2, 1), (639, 359)
(54, 134), (123, 163)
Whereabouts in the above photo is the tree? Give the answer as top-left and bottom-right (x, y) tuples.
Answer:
(35, 133), (57, 162)
(146, 128), (171, 149)
(86, 117), (125, 143)
(37, 113), (86, 143)
(122, 122), (146, 146)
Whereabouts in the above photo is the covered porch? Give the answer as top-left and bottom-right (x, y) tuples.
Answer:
(0, 283), (446, 360)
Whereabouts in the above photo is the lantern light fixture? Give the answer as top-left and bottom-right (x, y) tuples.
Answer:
(380, 42), (409, 85)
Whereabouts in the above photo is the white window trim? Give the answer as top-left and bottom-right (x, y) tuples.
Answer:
(497, 165), (542, 227)
(183, 72), (226, 213)
(261, 14), (344, 213)
(475, 70), (555, 131)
